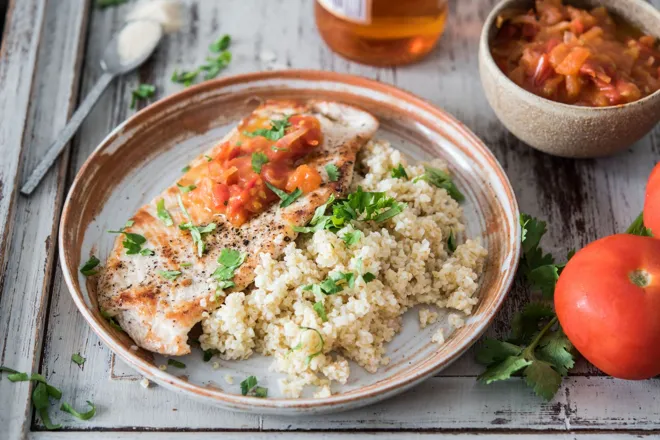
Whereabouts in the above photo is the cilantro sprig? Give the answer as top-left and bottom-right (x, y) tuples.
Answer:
(80, 256), (100, 276)
(172, 34), (232, 86)
(476, 214), (575, 401)
(177, 194), (216, 257)
(156, 199), (174, 227)
(244, 116), (291, 141)
(265, 182), (303, 208)
(325, 164), (340, 182)
(413, 166), (464, 202)
(391, 164), (408, 179)
(108, 223), (152, 256)
(251, 152), (269, 174)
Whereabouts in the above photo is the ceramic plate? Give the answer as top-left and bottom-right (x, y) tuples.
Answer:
(59, 70), (520, 415)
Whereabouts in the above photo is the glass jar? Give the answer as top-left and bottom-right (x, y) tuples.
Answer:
(315, 0), (449, 66)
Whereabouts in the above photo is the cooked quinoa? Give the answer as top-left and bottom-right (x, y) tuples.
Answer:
(199, 139), (487, 398)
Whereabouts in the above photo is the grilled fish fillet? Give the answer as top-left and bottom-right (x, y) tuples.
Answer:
(97, 100), (379, 355)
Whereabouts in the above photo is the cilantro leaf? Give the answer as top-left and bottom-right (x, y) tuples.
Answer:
(200, 52), (232, 80)
(240, 376), (267, 397)
(536, 330), (575, 376)
(171, 69), (199, 87)
(341, 230), (362, 246)
(391, 164), (408, 179)
(313, 301), (328, 322)
(100, 309), (123, 332)
(265, 182), (303, 208)
(60, 401), (96, 421)
(527, 264), (560, 299)
(203, 348), (219, 362)
(251, 152), (269, 174)
(509, 302), (556, 345)
(523, 361), (562, 401)
(218, 249), (243, 267)
(168, 359), (186, 369)
(177, 183), (197, 193)
(158, 270), (182, 281)
(627, 212), (653, 237)
(520, 214), (547, 256)
(130, 83), (155, 109)
(212, 249), (245, 289)
(71, 353), (85, 366)
(80, 256), (100, 276)
(209, 34), (231, 52)
(414, 166), (464, 202)
(325, 164), (340, 182)
(478, 356), (532, 384)
(181, 165), (191, 173)
(156, 199), (174, 226)
(447, 231), (457, 253)
(363, 272), (376, 283)
(110, 231), (148, 256)
(244, 116), (291, 141)
(475, 338), (522, 365)
(97, 0), (127, 8)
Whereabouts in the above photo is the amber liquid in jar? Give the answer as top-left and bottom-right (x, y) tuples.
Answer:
(315, 0), (448, 66)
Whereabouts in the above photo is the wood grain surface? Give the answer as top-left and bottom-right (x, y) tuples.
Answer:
(0, 0), (659, 438)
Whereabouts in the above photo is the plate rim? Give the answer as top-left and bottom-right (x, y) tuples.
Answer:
(58, 69), (521, 414)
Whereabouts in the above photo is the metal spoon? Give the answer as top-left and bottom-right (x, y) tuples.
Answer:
(20, 20), (164, 196)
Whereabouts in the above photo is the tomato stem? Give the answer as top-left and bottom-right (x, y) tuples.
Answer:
(629, 269), (650, 287)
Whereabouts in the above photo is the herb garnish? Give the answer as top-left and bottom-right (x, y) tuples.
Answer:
(325, 164), (340, 182)
(240, 376), (267, 398)
(156, 199), (174, 227)
(627, 212), (653, 236)
(414, 166), (464, 202)
(265, 182), (302, 208)
(167, 359), (186, 369)
(130, 84), (155, 109)
(303, 271), (355, 296)
(180, 262), (193, 268)
(341, 230), (362, 246)
(71, 353), (85, 366)
(177, 183), (197, 193)
(171, 70), (199, 87)
(80, 256), (100, 276)
(100, 309), (123, 332)
(313, 301), (328, 322)
(60, 401), (96, 421)
(181, 165), (191, 173)
(212, 248), (245, 290)
(293, 187), (406, 234)
(178, 194), (216, 257)
(210, 34), (231, 52)
(243, 116), (291, 141)
(391, 164), (408, 179)
(159, 270), (182, 281)
(363, 272), (376, 283)
(97, 0), (127, 8)
(289, 327), (324, 365)
(447, 231), (457, 253)
(107, 219), (134, 233)
(108, 228), (149, 256)
(251, 152), (269, 174)
(203, 348), (219, 362)
(205, 155), (213, 162)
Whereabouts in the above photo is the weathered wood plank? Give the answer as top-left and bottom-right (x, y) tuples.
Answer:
(28, 432), (660, 440)
(0, 1), (89, 439)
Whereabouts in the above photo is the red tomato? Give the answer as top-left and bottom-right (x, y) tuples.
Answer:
(643, 163), (660, 236)
(211, 183), (229, 211)
(555, 234), (660, 379)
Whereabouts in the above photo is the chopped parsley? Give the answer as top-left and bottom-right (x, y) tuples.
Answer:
(167, 359), (186, 369)
(107, 219), (134, 233)
(60, 401), (96, 421)
(205, 155), (213, 162)
(251, 152), (269, 174)
(391, 164), (408, 179)
(178, 195), (216, 257)
(243, 116), (291, 141)
(171, 70), (199, 87)
(293, 187), (405, 234)
(303, 271), (355, 296)
(177, 183), (197, 193)
(158, 270), (182, 281)
(414, 166), (464, 202)
(80, 256), (100, 276)
(210, 34), (231, 52)
(341, 230), (362, 246)
(71, 353), (85, 366)
(156, 199), (174, 227)
(313, 301), (328, 322)
(200, 51), (232, 80)
(100, 309), (123, 332)
(447, 230), (457, 253)
(108, 226), (149, 256)
(363, 272), (376, 283)
(240, 376), (267, 398)
(325, 164), (340, 182)
(139, 248), (155, 256)
(97, 0), (127, 8)
(130, 83), (155, 109)
(265, 182), (302, 208)
(289, 327), (324, 365)
(180, 262), (193, 268)
(212, 249), (245, 290)
(181, 165), (191, 173)
(203, 348), (219, 362)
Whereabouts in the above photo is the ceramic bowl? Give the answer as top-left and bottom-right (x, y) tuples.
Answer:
(479, 0), (660, 158)
(59, 70), (521, 415)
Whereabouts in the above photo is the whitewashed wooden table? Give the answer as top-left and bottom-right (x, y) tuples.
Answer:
(1, 0), (659, 439)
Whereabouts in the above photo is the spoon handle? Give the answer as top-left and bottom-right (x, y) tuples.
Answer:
(20, 72), (116, 196)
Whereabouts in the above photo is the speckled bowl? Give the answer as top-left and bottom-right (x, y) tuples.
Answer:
(479, 0), (660, 158)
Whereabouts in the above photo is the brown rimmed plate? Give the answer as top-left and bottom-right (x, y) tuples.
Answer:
(59, 70), (521, 415)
